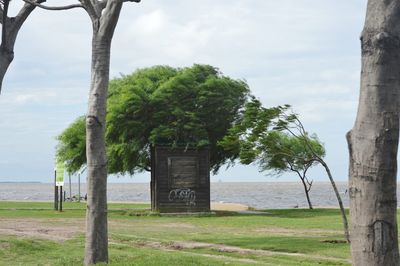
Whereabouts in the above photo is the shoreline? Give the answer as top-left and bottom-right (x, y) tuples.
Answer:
(0, 181), (350, 184)
(0, 199), (349, 211)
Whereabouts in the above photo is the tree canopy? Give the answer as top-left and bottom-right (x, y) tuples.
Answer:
(219, 99), (326, 209)
(56, 64), (250, 175)
(220, 98), (325, 176)
(56, 116), (86, 174)
(257, 131), (325, 175)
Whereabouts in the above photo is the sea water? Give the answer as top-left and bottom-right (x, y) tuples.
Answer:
(0, 182), (351, 209)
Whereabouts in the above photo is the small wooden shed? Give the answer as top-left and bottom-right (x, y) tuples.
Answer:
(151, 145), (210, 213)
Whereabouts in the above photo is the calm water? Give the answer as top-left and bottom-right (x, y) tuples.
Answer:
(0, 182), (351, 209)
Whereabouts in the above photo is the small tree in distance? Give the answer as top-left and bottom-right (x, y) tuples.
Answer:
(258, 131), (325, 209)
(220, 99), (350, 242)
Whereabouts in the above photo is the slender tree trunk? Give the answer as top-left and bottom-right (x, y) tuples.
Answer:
(319, 160), (350, 243)
(83, 2), (124, 264)
(84, 34), (111, 265)
(347, 1), (400, 265)
(299, 177), (313, 209)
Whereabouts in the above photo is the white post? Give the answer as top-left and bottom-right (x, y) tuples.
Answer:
(78, 174), (81, 203)
(69, 174), (72, 201)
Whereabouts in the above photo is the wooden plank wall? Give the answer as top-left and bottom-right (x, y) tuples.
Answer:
(152, 146), (210, 213)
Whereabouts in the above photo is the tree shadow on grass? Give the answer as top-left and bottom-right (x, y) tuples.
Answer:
(260, 208), (348, 219)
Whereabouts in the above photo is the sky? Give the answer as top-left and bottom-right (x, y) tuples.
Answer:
(0, 0), (367, 183)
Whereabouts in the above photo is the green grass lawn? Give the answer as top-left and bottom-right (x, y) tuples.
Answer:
(0, 201), (354, 265)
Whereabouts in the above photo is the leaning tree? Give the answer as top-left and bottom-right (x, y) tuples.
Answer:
(220, 100), (350, 242)
(347, 0), (400, 265)
(1, 0), (141, 264)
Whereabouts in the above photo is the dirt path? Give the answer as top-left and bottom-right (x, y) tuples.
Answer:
(254, 227), (342, 237)
(0, 218), (84, 241)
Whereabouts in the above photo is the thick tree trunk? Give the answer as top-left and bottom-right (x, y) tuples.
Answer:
(347, 1), (400, 265)
(84, 34), (111, 265)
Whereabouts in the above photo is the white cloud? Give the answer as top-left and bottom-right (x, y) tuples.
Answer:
(132, 10), (166, 35)
(14, 91), (56, 104)
(0, 0), (367, 182)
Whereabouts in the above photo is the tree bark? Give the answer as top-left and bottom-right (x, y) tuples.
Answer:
(0, 49), (13, 90)
(1, 0), (131, 263)
(347, 1), (400, 265)
(0, 2), (37, 92)
(84, 36), (110, 265)
(84, 1), (123, 264)
(319, 160), (350, 243)
(300, 177), (313, 209)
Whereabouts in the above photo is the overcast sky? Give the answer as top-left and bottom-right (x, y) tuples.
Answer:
(0, 0), (366, 183)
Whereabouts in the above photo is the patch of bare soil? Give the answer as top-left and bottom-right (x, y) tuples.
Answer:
(0, 218), (84, 241)
(158, 223), (197, 229)
(254, 227), (342, 237)
(108, 220), (197, 231)
(0, 242), (11, 249)
(211, 202), (249, 211)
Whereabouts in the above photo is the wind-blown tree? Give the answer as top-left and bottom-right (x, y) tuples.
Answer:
(258, 131), (324, 209)
(347, 0), (400, 264)
(57, 65), (250, 176)
(276, 109), (350, 243)
(220, 101), (324, 209)
(1, 0), (142, 264)
(220, 99), (349, 242)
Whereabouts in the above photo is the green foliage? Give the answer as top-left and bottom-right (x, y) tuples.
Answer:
(220, 98), (325, 175)
(258, 131), (325, 175)
(56, 116), (86, 174)
(57, 64), (250, 175)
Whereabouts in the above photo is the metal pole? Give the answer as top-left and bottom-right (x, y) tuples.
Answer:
(69, 174), (72, 201)
(59, 186), (63, 212)
(78, 174), (81, 203)
(54, 170), (58, 211)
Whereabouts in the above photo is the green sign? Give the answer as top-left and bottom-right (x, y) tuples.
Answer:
(55, 161), (65, 186)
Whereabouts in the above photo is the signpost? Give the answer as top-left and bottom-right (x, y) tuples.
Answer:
(55, 161), (65, 212)
(54, 169), (58, 211)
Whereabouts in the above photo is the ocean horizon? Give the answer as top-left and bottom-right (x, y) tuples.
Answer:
(0, 181), (355, 209)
